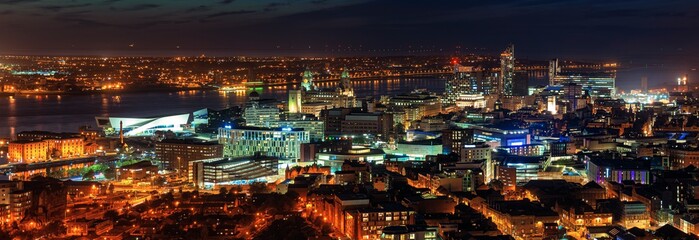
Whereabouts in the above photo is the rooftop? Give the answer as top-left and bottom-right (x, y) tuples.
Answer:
(589, 158), (651, 170)
(159, 138), (220, 145)
(120, 160), (157, 169)
(489, 200), (558, 217)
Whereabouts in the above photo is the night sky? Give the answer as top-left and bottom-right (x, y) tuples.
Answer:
(1, 0), (698, 88)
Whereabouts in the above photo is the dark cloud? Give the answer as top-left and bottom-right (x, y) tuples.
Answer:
(185, 5), (211, 13)
(64, 10), (92, 15)
(0, 10), (14, 15)
(586, 8), (692, 20)
(205, 10), (255, 19)
(101, 0), (121, 5)
(128, 20), (190, 29)
(264, 2), (290, 12)
(39, 3), (92, 12)
(0, 0), (697, 70)
(116, 4), (160, 12)
(142, 12), (176, 20)
(55, 17), (117, 27)
(513, 0), (565, 7)
(0, 0), (41, 4)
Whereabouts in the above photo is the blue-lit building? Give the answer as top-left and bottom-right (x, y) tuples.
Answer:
(317, 146), (384, 172)
(453, 122), (530, 148)
(497, 156), (545, 190)
(586, 158), (651, 185)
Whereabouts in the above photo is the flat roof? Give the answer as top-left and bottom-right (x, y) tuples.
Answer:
(158, 139), (220, 145)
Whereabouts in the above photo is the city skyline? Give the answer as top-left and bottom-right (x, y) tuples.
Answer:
(1, 1), (699, 240)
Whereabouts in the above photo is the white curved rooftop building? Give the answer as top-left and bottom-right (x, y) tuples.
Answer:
(95, 113), (191, 136)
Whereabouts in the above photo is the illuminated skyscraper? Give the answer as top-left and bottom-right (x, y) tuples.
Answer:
(548, 59), (560, 86)
(500, 44), (515, 95)
(445, 65), (496, 104)
(445, 65), (474, 104)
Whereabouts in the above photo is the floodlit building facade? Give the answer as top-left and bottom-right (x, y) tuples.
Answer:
(154, 139), (223, 172)
(218, 127), (310, 160)
(8, 140), (48, 163)
(243, 105), (280, 127)
(189, 156), (279, 188)
(95, 113), (191, 136)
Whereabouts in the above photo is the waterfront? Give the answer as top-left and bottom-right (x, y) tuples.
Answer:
(0, 76), (445, 136)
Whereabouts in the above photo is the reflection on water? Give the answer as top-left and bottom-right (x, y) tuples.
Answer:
(0, 77), (445, 136)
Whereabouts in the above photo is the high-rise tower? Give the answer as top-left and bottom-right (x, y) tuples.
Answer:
(500, 44), (515, 95)
(548, 59), (560, 86)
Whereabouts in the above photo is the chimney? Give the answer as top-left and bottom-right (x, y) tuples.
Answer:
(119, 121), (124, 145)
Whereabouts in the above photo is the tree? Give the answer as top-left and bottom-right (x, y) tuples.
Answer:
(48, 168), (66, 179)
(82, 169), (95, 181)
(395, 123), (406, 134)
(219, 187), (228, 196)
(89, 163), (108, 173)
(102, 168), (116, 179)
(321, 224), (332, 236)
(67, 168), (81, 177)
(249, 182), (268, 194)
(230, 185), (243, 194)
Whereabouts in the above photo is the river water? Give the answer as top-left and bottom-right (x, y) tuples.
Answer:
(0, 77), (446, 137)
